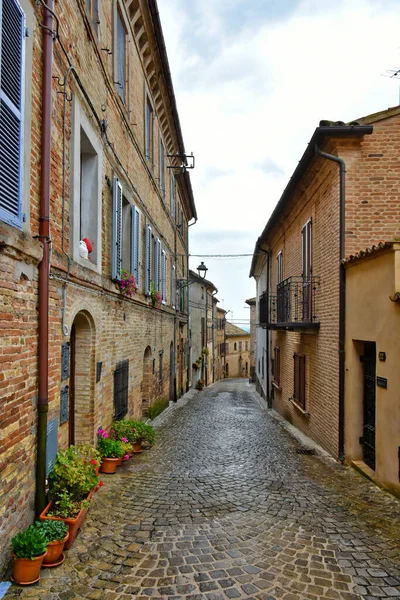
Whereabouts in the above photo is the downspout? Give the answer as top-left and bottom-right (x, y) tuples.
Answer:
(36, 0), (53, 516)
(266, 251), (271, 408)
(315, 143), (346, 462)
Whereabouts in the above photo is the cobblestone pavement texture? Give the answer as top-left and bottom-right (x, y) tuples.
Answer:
(6, 380), (400, 600)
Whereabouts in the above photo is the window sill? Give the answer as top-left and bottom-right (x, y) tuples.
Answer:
(272, 381), (281, 391)
(289, 397), (310, 418)
(73, 254), (101, 274)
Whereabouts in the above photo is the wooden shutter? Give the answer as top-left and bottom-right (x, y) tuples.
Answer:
(131, 205), (140, 287)
(171, 263), (176, 308)
(161, 250), (167, 302)
(112, 177), (123, 280)
(0, 0), (25, 229)
(145, 223), (152, 294)
(294, 353), (305, 409)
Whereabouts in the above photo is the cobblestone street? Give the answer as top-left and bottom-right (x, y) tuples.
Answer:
(6, 380), (400, 600)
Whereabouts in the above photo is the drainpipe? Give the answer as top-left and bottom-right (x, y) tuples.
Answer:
(315, 143), (346, 463)
(36, 0), (53, 516)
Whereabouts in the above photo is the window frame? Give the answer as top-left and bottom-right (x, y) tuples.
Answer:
(277, 250), (283, 285)
(159, 136), (165, 197)
(273, 346), (280, 387)
(71, 96), (102, 273)
(144, 93), (154, 166)
(113, 1), (130, 107)
(113, 359), (129, 420)
(293, 353), (306, 410)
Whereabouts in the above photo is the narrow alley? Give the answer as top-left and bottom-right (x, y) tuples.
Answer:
(6, 380), (400, 600)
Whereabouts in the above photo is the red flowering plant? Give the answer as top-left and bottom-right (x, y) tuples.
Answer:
(119, 269), (137, 298)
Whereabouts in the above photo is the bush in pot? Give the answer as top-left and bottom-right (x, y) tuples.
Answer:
(97, 429), (122, 473)
(11, 525), (48, 585)
(33, 520), (69, 567)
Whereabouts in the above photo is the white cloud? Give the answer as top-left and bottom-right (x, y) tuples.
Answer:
(158, 0), (400, 321)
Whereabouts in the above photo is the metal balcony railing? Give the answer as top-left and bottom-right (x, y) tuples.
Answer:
(259, 276), (320, 330)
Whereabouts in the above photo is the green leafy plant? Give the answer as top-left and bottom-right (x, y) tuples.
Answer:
(11, 526), (48, 559)
(76, 443), (101, 470)
(48, 446), (98, 518)
(202, 347), (209, 356)
(136, 422), (156, 445)
(97, 435), (122, 458)
(33, 520), (68, 543)
(145, 398), (169, 420)
(110, 420), (156, 445)
(150, 281), (162, 309)
(119, 269), (137, 298)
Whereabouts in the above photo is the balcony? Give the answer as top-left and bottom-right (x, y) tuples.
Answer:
(259, 276), (320, 331)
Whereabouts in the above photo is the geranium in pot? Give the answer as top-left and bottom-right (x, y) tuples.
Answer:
(40, 446), (98, 549)
(33, 520), (69, 568)
(116, 438), (133, 466)
(11, 525), (48, 585)
(97, 429), (122, 473)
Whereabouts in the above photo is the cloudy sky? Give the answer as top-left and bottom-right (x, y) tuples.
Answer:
(158, 0), (400, 328)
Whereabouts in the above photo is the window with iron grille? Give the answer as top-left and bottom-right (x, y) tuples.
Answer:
(159, 351), (163, 382)
(293, 353), (306, 410)
(114, 359), (129, 420)
(274, 347), (280, 387)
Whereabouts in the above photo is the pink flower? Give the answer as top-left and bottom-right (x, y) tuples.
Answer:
(97, 428), (104, 435)
(122, 437), (128, 443)
(102, 432), (109, 438)
(123, 454), (130, 461)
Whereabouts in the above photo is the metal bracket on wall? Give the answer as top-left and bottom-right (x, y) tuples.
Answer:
(167, 152), (195, 172)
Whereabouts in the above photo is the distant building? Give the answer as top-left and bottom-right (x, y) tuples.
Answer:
(189, 271), (217, 387)
(245, 297), (256, 381)
(216, 306), (227, 380)
(225, 323), (250, 379)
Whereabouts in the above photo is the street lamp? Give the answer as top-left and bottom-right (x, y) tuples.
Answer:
(197, 261), (208, 279)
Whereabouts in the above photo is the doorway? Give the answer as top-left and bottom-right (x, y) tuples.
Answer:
(362, 342), (376, 470)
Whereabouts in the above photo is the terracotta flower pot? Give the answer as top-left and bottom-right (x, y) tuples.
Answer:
(39, 491), (92, 550)
(132, 441), (142, 454)
(100, 457), (119, 473)
(11, 552), (47, 585)
(42, 532), (69, 567)
(116, 456), (123, 467)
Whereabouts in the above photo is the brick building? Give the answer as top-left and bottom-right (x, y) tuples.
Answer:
(0, 0), (196, 576)
(250, 110), (400, 463)
(225, 323), (250, 379)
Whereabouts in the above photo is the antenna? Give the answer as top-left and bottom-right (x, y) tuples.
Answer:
(381, 67), (400, 104)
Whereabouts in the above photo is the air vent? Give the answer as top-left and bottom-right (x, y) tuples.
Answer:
(296, 447), (316, 456)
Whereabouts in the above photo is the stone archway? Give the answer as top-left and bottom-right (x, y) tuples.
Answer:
(142, 346), (152, 413)
(69, 310), (96, 445)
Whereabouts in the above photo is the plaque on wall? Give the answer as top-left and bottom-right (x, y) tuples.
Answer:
(61, 342), (70, 381)
(60, 385), (69, 425)
(46, 417), (58, 477)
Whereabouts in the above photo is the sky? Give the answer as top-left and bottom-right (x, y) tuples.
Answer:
(157, 0), (400, 328)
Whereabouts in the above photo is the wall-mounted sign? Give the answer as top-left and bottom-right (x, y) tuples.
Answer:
(377, 376), (387, 389)
(378, 352), (386, 362)
(46, 417), (58, 477)
(60, 386), (69, 425)
(61, 342), (70, 380)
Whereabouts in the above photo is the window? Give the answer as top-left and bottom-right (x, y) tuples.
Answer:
(226, 342), (229, 353)
(226, 363), (229, 376)
(274, 347), (280, 387)
(0, 0), (25, 229)
(302, 219), (312, 321)
(114, 359), (129, 420)
(239, 342), (242, 352)
(85, 0), (99, 29)
(145, 97), (154, 164)
(116, 9), (128, 104)
(201, 317), (205, 348)
(170, 174), (175, 218)
(112, 177), (141, 284)
(293, 353), (306, 409)
(72, 99), (102, 271)
(234, 343), (237, 351)
(159, 139), (165, 196)
(245, 341), (248, 351)
(245, 362), (248, 375)
(161, 249), (167, 303)
(277, 251), (283, 284)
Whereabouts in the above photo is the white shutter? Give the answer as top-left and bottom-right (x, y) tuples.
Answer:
(112, 177), (123, 280)
(161, 249), (167, 303)
(145, 223), (152, 294)
(131, 205), (140, 288)
(171, 264), (176, 309)
(155, 237), (161, 291)
(0, 0), (25, 229)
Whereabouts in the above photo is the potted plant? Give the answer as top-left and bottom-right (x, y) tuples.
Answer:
(117, 438), (132, 466)
(202, 347), (209, 357)
(76, 443), (101, 475)
(150, 281), (162, 309)
(192, 361), (200, 371)
(119, 269), (137, 298)
(11, 525), (48, 585)
(40, 446), (98, 549)
(196, 378), (205, 391)
(33, 520), (69, 568)
(97, 429), (122, 473)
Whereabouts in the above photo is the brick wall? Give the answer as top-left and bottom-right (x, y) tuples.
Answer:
(0, 0), (193, 576)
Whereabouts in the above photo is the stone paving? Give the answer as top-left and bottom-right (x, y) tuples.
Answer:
(6, 380), (400, 600)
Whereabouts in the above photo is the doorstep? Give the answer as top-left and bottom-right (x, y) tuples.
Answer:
(352, 460), (376, 483)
